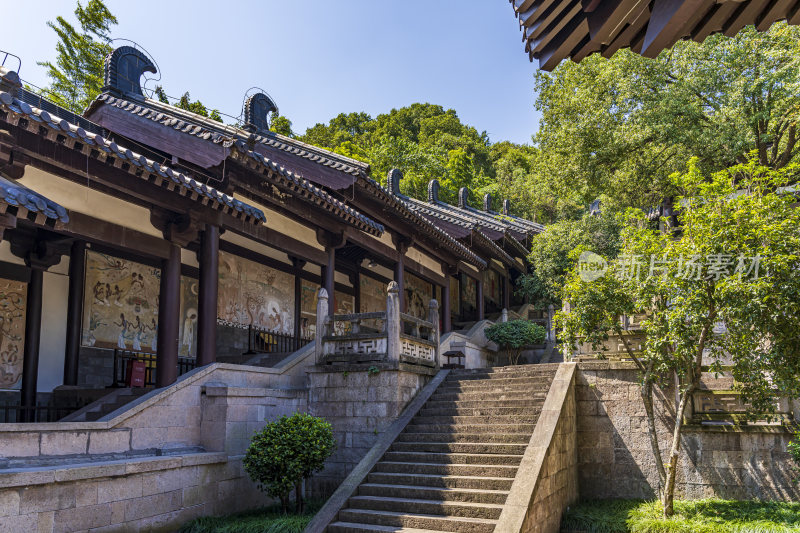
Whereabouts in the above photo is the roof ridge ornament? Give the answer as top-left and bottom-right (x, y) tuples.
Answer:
(387, 168), (403, 196)
(243, 92), (278, 134)
(502, 199), (511, 216)
(483, 192), (492, 212)
(428, 179), (440, 203)
(458, 187), (469, 209)
(103, 46), (157, 98)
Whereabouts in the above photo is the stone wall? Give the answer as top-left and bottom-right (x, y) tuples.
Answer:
(0, 452), (264, 532)
(308, 367), (430, 496)
(575, 362), (799, 501)
(496, 363), (578, 533)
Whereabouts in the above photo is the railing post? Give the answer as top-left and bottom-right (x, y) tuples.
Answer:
(501, 308), (508, 323)
(315, 288), (329, 363)
(429, 299), (440, 368)
(386, 282), (401, 362)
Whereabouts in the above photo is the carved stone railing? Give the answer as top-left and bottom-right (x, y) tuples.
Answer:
(691, 389), (794, 426)
(314, 281), (440, 370)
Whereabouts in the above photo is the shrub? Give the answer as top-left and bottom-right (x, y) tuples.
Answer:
(243, 413), (335, 513)
(484, 320), (547, 365)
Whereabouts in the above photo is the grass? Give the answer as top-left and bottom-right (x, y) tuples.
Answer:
(178, 500), (322, 533)
(561, 499), (800, 533)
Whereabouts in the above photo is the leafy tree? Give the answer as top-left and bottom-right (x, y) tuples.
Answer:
(443, 149), (474, 199)
(38, 0), (117, 113)
(519, 212), (623, 307)
(270, 114), (294, 137)
(557, 157), (800, 517)
(243, 413), (336, 513)
(790, 430), (800, 486)
(532, 23), (800, 215)
(484, 320), (546, 365)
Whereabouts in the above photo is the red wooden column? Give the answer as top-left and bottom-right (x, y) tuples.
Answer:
(442, 275), (452, 333)
(156, 243), (181, 387)
(503, 273), (511, 310)
(196, 225), (219, 367)
(477, 275), (485, 321)
(392, 235), (410, 313)
(21, 267), (43, 422)
(324, 246), (335, 317)
(63, 240), (86, 386)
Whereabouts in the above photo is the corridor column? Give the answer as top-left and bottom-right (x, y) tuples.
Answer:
(324, 246), (335, 317)
(503, 273), (511, 311)
(156, 243), (181, 387)
(477, 276), (485, 321)
(392, 235), (410, 313)
(442, 275), (451, 333)
(20, 266), (43, 422)
(196, 225), (219, 367)
(63, 240), (86, 386)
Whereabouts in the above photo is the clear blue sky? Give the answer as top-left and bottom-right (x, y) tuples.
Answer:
(2, 1), (541, 145)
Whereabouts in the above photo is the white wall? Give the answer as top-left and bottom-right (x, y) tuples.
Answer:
(38, 264), (69, 392)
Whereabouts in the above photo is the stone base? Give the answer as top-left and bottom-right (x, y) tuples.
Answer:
(307, 365), (431, 497)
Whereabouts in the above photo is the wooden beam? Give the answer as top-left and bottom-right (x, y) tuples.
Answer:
(641, 0), (709, 58)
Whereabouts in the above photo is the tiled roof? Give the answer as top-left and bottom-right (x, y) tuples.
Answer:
(0, 175), (69, 226)
(86, 93), (384, 236)
(88, 94), (370, 177)
(468, 228), (516, 267)
(364, 185), (487, 269)
(0, 90), (266, 225)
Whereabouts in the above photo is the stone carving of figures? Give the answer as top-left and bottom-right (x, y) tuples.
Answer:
(149, 318), (157, 351)
(181, 309), (197, 356)
(114, 313), (129, 350)
(131, 316), (142, 351)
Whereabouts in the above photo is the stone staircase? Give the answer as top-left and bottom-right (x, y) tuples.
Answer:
(60, 387), (150, 422)
(327, 364), (558, 532)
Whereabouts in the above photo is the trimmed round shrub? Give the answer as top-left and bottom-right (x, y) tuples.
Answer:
(485, 320), (547, 365)
(243, 412), (336, 512)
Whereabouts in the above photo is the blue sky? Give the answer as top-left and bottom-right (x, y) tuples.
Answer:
(2, 1), (541, 144)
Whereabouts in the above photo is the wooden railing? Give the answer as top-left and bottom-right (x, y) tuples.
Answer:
(315, 281), (440, 369)
(113, 350), (197, 388)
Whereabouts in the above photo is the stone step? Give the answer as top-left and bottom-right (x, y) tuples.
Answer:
(418, 406), (541, 417)
(328, 522), (445, 533)
(366, 472), (514, 491)
(423, 399), (543, 409)
(336, 509), (498, 533)
(383, 451), (523, 466)
(373, 461), (519, 478)
(390, 442), (528, 455)
(358, 483), (509, 504)
(433, 385), (549, 395)
(447, 370), (557, 382)
(404, 423), (537, 434)
(396, 432), (531, 444)
(410, 415), (540, 426)
(428, 391), (547, 402)
(347, 495), (504, 520)
(439, 377), (553, 388)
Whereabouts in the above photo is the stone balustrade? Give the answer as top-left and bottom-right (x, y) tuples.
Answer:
(315, 282), (440, 370)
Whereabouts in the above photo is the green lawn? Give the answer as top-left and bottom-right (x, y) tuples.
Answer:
(178, 501), (321, 533)
(561, 499), (800, 533)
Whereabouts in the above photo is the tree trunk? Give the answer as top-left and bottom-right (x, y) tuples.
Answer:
(663, 383), (693, 517)
(295, 482), (304, 513)
(280, 493), (289, 514)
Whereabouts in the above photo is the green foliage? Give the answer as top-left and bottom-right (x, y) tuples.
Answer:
(519, 212), (623, 307)
(299, 104), (491, 202)
(243, 413), (335, 510)
(557, 157), (800, 515)
(789, 429), (800, 486)
(270, 114), (294, 137)
(38, 0), (117, 113)
(367, 366), (380, 376)
(484, 320), (546, 365)
(531, 23), (800, 217)
(175, 92), (223, 123)
(178, 500), (322, 533)
(562, 499), (800, 533)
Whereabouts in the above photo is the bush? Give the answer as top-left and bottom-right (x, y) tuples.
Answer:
(178, 500), (322, 533)
(484, 320), (547, 365)
(243, 413), (335, 513)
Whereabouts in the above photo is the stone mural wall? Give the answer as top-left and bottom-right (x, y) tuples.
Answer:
(0, 279), (26, 390)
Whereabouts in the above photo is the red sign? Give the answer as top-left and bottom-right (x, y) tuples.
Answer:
(126, 360), (146, 387)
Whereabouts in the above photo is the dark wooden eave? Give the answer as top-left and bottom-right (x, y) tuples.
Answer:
(510, 0), (800, 70)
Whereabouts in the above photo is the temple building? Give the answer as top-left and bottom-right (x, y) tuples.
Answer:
(0, 45), (542, 423)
